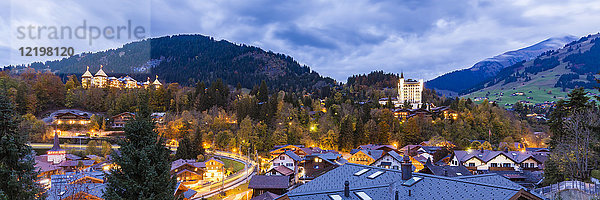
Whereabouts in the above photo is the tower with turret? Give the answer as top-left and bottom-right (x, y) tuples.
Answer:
(81, 66), (93, 89)
(47, 131), (66, 164)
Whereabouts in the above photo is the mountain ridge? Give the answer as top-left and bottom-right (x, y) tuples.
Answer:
(426, 35), (577, 96)
(5, 34), (336, 92)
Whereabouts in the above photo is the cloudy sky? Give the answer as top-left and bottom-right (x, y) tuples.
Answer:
(2, 0), (600, 81)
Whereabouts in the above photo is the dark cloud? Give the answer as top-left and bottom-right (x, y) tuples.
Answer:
(4, 0), (600, 81)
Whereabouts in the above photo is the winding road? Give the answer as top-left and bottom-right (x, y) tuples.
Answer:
(191, 150), (256, 199)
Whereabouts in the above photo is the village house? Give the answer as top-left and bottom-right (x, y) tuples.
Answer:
(170, 157), (224, 184)
(53, 111), (91, 125)
(269, 151), (303, 184)
(450, 149), (546, 173)
(171, 159), (206, 184)
(269, 145), (305, 159)
(347, 149), (384, 166)
(370, 150), (426, 172)
(300, 152), (345, 181)
(111, 112), (136, 128)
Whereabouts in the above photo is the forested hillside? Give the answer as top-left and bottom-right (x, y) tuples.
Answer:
(9, 35), (335, 92)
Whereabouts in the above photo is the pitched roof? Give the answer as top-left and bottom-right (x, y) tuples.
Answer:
(94, 66), (107, 77)
(248, 175), (290, 189)
(271, 151), (303, 162)
(47, 171), (106, 200)
(57, 160), (95, 167)
(65, 154), (82, 160)
(251, 191), (280, 200)
(349, 149), (384, 161)
(82, 66), (93, 78)
(34, 157), (61, 173)
(453, 150), (543, 164)
(269, 165), (295, 176)
(372, 151), (404, 164)
(281, 163), (542, 200)
(152, 75), (162, 85)
(171, 159), (205, 171)
(420, 160), (472, 177)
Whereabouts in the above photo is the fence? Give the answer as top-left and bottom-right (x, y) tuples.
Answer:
(535, 180), (600, 197)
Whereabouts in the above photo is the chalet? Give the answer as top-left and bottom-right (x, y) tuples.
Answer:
(370, 150), (403, 170)
(53, 111), (91, 125)
(111, 112), (136, 128)
(392, 108), (413, 120)
(430, 106), (458, 120)
(276, 161), (542, 200)
(204, 157), (225, 181)
(301, 152), (344, 181)
(270, 151), (303, 184)
(268, 165), (295, 177)
(347, 149), (383, 165)
(450, 149), (546, 173)
(170, 157), (224, 184)
(171, 159), (206, 184)
(249, 175), (290, 198)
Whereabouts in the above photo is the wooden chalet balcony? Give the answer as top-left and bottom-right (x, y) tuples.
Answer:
(489, 167), (515, 171)
(466, 166), (477, 171)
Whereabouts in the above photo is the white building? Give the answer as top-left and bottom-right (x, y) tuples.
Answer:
(450, 149), (545, 172)
(397, 73), (424, 109)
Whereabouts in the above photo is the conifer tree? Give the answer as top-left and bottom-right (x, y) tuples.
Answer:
(104, 93), (176, 200)
(0, 94), (43, 199)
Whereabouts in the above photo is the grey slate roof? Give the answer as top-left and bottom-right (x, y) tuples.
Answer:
(372, 150), (404, 165)
(453, 149), (543, 164)
(251, 191), (280, 200)
(420, 160), (472, 177)
(249, 175), (290, 189)
(285, 151), (303, 162)
(47, 171), (105, 200)
(349, 149), (384, 160)
(281, 163), (540, 200)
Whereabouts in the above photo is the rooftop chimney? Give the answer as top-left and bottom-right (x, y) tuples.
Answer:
(504, 147), (509, 153)
(401, 150), (413, 180)
(395, 191), (399, 200)
(480, 147), (484, 153)
(408, 189), (412, 196)
(344, 181), (350, 197)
